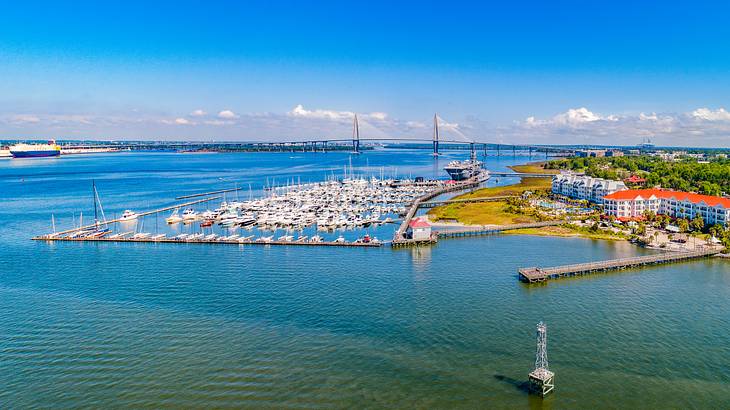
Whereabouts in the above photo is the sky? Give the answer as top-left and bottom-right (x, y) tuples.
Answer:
(1, 1), (730, 146)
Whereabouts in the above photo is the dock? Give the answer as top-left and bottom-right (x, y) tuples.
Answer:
(391, 177), (484, 247)
(518, 248), (721, 283)
(436, 220), (564, 238)
(32, 236), (382, 247)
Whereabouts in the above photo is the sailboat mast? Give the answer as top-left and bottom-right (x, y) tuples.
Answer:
(92, 180), (99, 228)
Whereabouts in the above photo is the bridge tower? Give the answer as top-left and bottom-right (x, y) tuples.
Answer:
(352, 114), (360, 154)
(528, 321), (554, 396)
(432, 113), (440, 156)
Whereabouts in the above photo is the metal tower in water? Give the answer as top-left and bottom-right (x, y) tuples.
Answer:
(528, 321), (554, 396)
(432, 113), (440, 156)
(352, 114), (360, 154)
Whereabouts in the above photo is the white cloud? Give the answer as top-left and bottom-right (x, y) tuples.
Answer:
(288, 104), (390, 122)
(218, 110), (239, 119)
(175, 118), (191, 125)
(551, 107), (618, 126)
(203, 119), (233, 126)
(406, 121), (426, 128)
(12, 114), (41, 123)
(289, 104), (353, 121)
(691, 107), (730, 121)
(190, 109), (207, 117)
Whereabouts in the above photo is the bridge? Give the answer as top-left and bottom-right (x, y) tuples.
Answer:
(69, 113), (577, 157)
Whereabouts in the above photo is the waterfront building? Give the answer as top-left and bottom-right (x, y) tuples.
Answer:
(551, 172), (627, 204)
(603, 189), (730, 225)
(576, 149), (606, 158)
(408, 217), (432, 240)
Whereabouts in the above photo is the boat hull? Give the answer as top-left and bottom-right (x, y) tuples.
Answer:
(11, 150), (61, 158)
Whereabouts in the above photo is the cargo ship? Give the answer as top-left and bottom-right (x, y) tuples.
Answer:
(10, 140), (61, 158)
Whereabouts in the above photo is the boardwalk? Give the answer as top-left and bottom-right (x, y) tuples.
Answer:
(436, 220), (564, 238)
(391, 178), (483, 246)
(518, 248), (721, 283)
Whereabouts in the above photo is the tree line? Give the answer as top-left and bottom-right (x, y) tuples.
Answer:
(545, 155), (730, 196)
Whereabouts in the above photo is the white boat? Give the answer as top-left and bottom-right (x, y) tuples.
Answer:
(151, 234), (166, 240)
(309, 235), (323, 243)
(204, 234), (217, 241)
(277, 235), (294, 242)
(120, 210), (138, 221)
(238, 235), (254, 243)
(182, 208), (198, 221)
(166, 209), (183, 224)
(334, 235), (346, 243)
(132, 232), (151, 239)
(256, 235), (273, 243)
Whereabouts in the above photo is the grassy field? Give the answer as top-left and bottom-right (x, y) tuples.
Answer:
(508, 162), (561, 174)
(450, 177), (552, 200)
(428, 201), (538, 225)
(428, 176), (552, 225)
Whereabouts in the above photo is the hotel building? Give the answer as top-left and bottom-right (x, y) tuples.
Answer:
(551, 172), (628, 204)
(603, 189), (730, 226)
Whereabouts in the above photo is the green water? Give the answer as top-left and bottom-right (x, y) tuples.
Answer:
(0, 151), (728, 408)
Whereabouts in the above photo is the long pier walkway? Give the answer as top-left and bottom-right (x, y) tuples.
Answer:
(391, 177), (484, 247)
(436, 220), (564, 238)
(518, 248), (721, 283)
(33, 236), (382, 248)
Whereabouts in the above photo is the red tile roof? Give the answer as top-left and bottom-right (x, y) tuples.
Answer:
(409, 217), (431, 228)
(624, 175), (646, 183)
(603, 189), (730, 208)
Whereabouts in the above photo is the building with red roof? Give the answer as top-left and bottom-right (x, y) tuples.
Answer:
(408, 217), (432, 240)
(624, 175), (646, 184)
(603, 189), (730, 226)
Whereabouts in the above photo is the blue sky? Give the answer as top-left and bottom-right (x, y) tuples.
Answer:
(1, 1), (730, 146)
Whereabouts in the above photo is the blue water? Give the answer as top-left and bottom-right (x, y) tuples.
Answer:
(1, 150), (729, 408)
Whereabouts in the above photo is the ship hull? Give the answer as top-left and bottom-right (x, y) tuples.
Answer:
(11, 150), (61, 158)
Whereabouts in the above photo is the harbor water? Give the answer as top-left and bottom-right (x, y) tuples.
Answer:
(1, 150), (728, 408)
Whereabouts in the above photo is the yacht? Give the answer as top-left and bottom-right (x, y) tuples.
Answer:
(166, 209), (183, 224)
(120, 210), (138, 221)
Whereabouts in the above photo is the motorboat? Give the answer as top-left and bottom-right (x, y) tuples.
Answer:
(120, 210), (138, 221)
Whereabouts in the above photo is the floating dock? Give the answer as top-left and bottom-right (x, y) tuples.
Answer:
(518, 248), (721, 283)
(32, 236), (382, 247)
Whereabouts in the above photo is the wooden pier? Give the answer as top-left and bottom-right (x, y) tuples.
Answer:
(518, 248), (721, 283)
(436, 220), (564, 238)
(32, 236), (382, 248)
(391, 177), (484, 247)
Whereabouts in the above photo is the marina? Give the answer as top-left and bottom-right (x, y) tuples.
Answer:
(34, 173), (456, 246)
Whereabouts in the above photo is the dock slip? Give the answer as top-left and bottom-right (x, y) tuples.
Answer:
(518, 248), (721, 283)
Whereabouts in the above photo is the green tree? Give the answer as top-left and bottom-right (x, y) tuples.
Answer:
(677, 218), (690, 233)
(690, 215), (705, 232)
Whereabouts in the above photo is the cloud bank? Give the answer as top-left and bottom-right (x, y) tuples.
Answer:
(1, 105), (729, 147)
